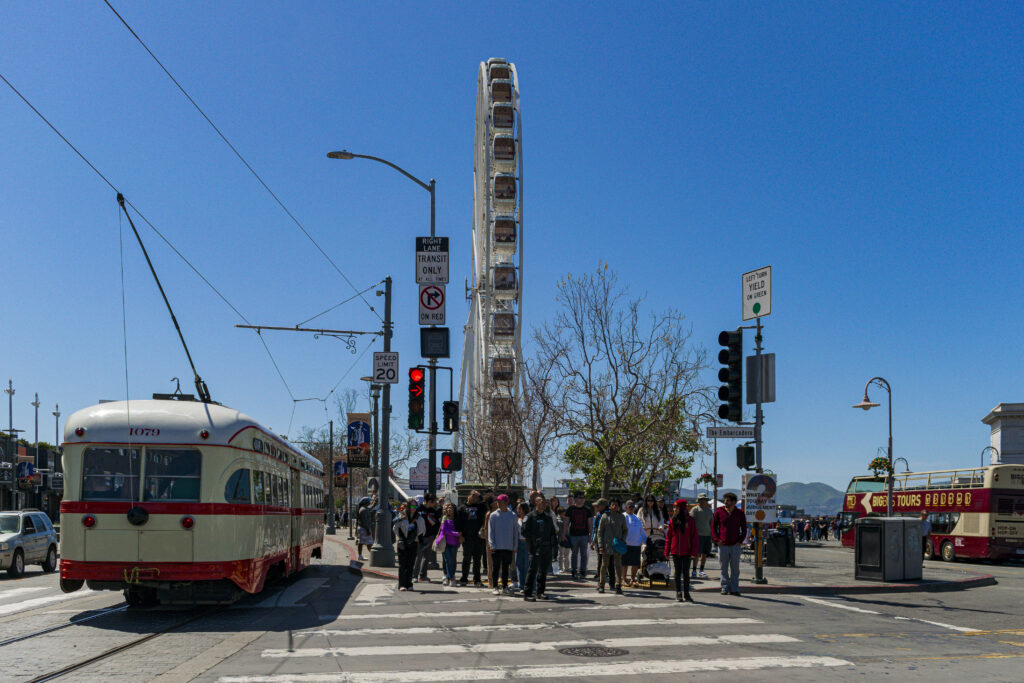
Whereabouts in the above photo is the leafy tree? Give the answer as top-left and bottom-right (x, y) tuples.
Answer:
(535, 264), (712, 497)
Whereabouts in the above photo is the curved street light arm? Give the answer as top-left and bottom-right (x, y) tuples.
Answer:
(331, 151), (432, 192)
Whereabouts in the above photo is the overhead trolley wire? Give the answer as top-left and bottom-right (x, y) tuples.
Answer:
(0, 70), (295, 402)
(102, 0), (381, 322)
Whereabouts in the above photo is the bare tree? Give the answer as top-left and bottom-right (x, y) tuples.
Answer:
(460, 385), (529, 490)
(535, 264), (712, 497)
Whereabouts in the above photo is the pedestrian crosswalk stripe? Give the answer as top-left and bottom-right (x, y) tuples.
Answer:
(0, 586), (49, 602)
(243, 578), (326, 609)
(797, 596), (880, 614)
(313, 599), (718, 624)
(297, 617), (761, 637)
(218, 655), (851, 681)
(352, 583), (393, 605)
(0, 590), (94, 617)
(262, 633), (800, 658)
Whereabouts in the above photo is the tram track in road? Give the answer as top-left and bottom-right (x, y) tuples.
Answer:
(22, 605), (224, 683)
(0, 603), (128, 647)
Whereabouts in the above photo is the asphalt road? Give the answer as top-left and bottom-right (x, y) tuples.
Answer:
(0, 544), (1021, 682)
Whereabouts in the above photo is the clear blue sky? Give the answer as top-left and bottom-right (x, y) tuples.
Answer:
(2, 2), (1022, 492)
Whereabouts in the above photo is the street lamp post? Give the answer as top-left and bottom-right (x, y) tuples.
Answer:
(359, 377), (383, 479)
(5, 380), (13, 441)
(328, 150), (441, 499)
(980, 445), (1000, 468)
(52, 405), (60, 471)
(31, 393), (40, 471)
(853, 377), (893, 517)
(327, 420), (336, 536)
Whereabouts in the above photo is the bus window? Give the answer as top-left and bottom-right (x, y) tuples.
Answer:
(82, 447), (140, 501)
(224, 469), (251, 504)
(143, 449), (201, 501)
(854, 480), (885, 493)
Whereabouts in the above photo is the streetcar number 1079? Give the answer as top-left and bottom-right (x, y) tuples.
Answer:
(129, 427), (161, 436)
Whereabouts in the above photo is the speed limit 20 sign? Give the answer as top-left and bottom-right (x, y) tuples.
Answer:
(372, 352), (400, 384)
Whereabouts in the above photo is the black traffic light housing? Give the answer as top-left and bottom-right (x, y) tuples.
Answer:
(718, 330), (743, 422)
(442, 400), (459, 432)
(408, 367), (425, 430)
(736, 445), (755, 470)
(440, 451), (463, 472)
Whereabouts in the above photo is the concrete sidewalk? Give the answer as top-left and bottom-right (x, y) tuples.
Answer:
(326, 535), (996, 595)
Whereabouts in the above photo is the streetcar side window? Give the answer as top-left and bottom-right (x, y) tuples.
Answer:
(82, 447), (141, 501)
(224, 469), (251, 504)
(143, 448), (202, 502)
(253, 471), (265, 504)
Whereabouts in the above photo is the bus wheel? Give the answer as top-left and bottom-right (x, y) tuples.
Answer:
(923, 540), (934, 561)
(940, 541), (956, 562)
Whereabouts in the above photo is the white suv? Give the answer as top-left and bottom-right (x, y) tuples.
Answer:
(0, 509), (59, 577)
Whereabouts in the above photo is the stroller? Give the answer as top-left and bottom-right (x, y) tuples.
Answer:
(641, 537), (670, 582)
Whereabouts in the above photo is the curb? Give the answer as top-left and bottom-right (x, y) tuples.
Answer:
(326, 535), (399, 580)
(325, 536), (996, 596)
(692, 573), (997, 595)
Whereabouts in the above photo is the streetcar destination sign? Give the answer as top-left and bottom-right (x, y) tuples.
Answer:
(416, 236), (449, 284)
(706, 426), (755, 439)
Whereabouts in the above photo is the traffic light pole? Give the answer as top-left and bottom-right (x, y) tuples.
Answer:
(753, 316), (767, 584)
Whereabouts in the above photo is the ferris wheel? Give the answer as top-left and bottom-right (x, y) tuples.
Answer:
(456, 58), (524, 482)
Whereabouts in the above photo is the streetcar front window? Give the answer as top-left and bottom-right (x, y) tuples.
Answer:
(82, 447), (140, 501)
(225, 468), (251, 504)
(143, 448), (201, 501)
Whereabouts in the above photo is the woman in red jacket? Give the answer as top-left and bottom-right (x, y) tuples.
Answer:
(664, 498), (699, 602)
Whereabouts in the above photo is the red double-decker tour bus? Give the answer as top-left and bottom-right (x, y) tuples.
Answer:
(839, 465), (1024, 562)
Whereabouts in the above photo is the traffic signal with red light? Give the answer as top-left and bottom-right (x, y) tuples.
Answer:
(718, 330), (743, 422)
(442, 400), (459, 432)
(440, 451), (463, 472)
(408, 367), (425, 429)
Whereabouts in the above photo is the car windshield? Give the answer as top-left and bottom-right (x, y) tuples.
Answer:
(0, 515), (20, 534)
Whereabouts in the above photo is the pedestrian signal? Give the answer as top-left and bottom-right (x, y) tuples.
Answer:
(440, 451), (463, 472)
(408, 367), (425, 430)
(736, 445), (755, 469)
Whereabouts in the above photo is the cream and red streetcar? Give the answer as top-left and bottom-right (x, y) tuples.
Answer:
(59, 395), (325, 605)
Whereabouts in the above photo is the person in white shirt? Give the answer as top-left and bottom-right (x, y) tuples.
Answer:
(622, 500), (648, 586)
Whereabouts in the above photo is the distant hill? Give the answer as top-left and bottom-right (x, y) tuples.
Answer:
(713, 481), (845, 516)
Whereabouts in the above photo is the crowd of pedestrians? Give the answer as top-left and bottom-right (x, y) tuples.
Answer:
(373, 488), (758, 603)
(793, 515), (843, 542)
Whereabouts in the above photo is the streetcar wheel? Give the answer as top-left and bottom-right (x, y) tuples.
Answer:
(60, 578), (85, 593)
(923, 540), (934, 561)
(7, 550), (24, 577)
(42, 545), (58, 573)
(941, 541), (956, 562)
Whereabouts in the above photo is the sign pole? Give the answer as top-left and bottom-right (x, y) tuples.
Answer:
(753, 316), (767, 584)
(371, 276), (395, 567)
(327, 420), (336, 536)
(427, 180), (438, 500)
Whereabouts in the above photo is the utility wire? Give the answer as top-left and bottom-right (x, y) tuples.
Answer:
(297, 281), (384, 327)
(0, 69), (295, 401)
(102, 0), (381, 322)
